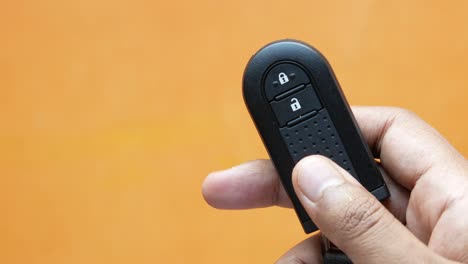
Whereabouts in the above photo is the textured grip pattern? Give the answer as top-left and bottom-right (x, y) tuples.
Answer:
(279, 109), (357, 179)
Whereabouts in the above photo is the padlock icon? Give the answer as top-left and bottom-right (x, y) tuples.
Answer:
(278, 72), (289, 85)
(290, 98), (301, 112)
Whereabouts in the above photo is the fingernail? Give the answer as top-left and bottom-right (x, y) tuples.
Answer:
(296, 157), (345, 203)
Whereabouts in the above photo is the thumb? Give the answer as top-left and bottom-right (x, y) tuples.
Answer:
(292, 155), (437, 264)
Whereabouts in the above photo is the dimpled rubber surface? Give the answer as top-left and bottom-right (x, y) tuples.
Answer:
(279, 109), (358, 179)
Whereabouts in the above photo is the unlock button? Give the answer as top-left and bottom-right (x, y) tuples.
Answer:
(290, 98), (301, 111)
(270, 85), (322, 127)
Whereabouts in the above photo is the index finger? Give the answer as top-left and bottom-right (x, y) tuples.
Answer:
(353, 106), (464, 190)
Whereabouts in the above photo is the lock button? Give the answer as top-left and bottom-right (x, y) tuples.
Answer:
(270, 84), (322, 127)
(264, 63), (310, 101)
(278, 72), (289, 85)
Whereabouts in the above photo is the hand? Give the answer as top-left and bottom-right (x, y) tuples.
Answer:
(202, 107), (468, 263)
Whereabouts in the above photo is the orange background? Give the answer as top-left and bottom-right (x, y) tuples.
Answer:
(1, 1), (467, 263)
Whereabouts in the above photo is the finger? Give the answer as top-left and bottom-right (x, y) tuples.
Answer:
(275, 232), (322, 264)
(202, 159), (411, 216)
(352, 106), (465, 190)
(379, 165), (409, 223)
(354, 107), (467, 246)
(428, 195), (468, 263)
(202, 159), (292, 209)
(292, 156), (443, 263)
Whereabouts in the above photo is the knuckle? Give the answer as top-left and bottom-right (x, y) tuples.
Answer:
(388, 106), (412, 115)
(391, 107), (420, 121)
(336, 195), (386, 240)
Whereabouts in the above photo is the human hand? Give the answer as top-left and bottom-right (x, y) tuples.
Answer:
(202, 107), (468, 263)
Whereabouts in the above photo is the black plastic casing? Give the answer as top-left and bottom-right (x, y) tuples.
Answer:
(243, 40), (390, 233)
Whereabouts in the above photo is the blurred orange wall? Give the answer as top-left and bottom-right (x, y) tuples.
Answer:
(1, 1), (467, 263)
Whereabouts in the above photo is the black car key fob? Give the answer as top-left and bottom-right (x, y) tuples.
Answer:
(242, 40), (390, 233)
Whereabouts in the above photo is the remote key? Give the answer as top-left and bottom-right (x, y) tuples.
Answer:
(242, 40), (390, 233)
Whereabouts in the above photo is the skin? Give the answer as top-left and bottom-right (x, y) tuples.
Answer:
(202, 107), (468, 263)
